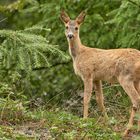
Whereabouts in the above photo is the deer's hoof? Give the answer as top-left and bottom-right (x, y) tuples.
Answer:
(83, 116), (88, 119)
(122, 129), (130, 137)
(104, 113), (109, 121)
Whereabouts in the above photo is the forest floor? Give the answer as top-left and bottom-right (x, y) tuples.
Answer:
(0, 89), (140, 140)
(0, 108), (140, 140)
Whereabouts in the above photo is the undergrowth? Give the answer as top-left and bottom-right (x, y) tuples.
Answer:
(0, 87), (140, 140)
(0, 108), (121, 140)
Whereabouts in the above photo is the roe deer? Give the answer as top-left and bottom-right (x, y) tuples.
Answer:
(60, 10), (140, 136)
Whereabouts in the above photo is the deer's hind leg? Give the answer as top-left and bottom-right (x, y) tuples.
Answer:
(134, 80), (140, 132)
(118, 76), (140, 136)
(93, 80), (108, 120)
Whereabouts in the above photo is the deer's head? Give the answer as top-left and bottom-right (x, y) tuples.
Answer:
(60, 10), (86, 40)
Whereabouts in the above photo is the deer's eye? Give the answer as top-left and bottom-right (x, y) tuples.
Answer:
(66, 26), (68, 29)
(75, 27), (78, 30)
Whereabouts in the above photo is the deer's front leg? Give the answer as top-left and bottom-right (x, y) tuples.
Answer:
(93, 80), (108, 120)
(83, 77), (93, 118)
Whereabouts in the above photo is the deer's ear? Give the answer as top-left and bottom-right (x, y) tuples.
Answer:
(76, 11), (86, 24)
(60, 10), (70, 24)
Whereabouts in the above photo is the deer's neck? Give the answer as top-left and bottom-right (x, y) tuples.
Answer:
(68, 36), (82, 59)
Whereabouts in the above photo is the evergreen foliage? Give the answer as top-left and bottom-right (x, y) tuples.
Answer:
(0, 26), (68, 72)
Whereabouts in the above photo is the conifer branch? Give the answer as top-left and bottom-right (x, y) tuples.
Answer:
(32, 60), (71, 71)
(128, 0), (140, 8)
(0, 28), (69, 73)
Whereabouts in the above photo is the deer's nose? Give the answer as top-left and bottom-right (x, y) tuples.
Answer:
(68, 33), (74, 39)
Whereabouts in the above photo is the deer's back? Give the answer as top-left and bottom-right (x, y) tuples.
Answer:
(74, 47), (140, 82)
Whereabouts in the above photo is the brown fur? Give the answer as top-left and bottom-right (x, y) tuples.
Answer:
(60, 10), (140, 136)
